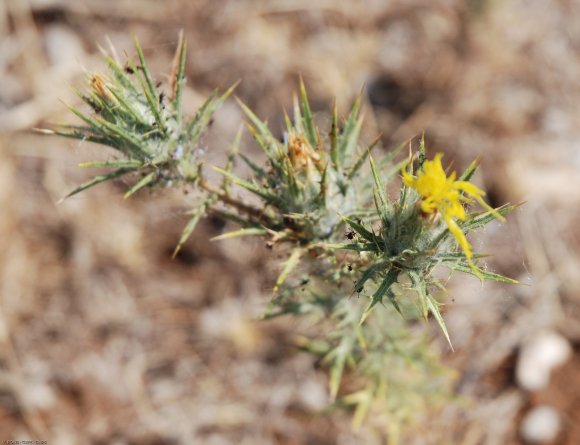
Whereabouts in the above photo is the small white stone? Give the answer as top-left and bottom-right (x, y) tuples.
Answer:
(516, 331), (572, 391)
(520, 405), (561, 444)
(297, 378), (328, 411)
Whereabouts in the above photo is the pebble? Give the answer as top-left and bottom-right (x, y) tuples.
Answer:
(516, 331), (572, 391)
(520, 405), (561, 444)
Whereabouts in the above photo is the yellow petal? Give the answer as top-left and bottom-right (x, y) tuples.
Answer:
(444, 215), (472, 259)
(444, 215), (484, 281)
(455, 180), (485, 197)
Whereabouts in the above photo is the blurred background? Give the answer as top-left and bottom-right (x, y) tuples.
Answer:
(1, 0), (579, 443)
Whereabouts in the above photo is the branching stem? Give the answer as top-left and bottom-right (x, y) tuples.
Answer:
(198, 177), (272, 224)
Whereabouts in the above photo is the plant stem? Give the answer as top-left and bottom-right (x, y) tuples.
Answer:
(198, 177), (272, 224)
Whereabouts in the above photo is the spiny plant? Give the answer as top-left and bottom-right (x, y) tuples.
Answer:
(324, 139), (518, 346)
(42, 34), (518, 441)
(40, 35), (233, 199)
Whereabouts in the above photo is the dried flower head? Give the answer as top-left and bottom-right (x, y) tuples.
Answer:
(288, 132), (321, 181)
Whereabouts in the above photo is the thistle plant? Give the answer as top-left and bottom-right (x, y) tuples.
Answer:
(43, 35), (518, 440)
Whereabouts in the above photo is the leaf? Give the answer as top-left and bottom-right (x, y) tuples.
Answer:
(462, 204), (518, 230)
(59, 168), (134, 202)
(213, 167), (284, 206)
(425, 293), (453, 350)
(341, 216), (377, 243)
(105, 86), (151, 128)
(63, 102), (146, 159)
(78, 160), (143, 169)
(343, 388), (373, 430)
(239, 153), (267, 177)
(452, 263), (519, 284)
(102, 53), (139, 93)
(417, 132), (426, 170)
(407, 271), (429, 320)
(170, 30), (187, 124)
(185, 90), (219, 146)
(330, 101), (339, 165)
(223, 126), (243, 194)
(369, 154), (390, 223)
(360, 269), (398, 324)
(124, 171), (157, 198)
(211, 227), (269, 241)
(299, 78), (318, 147)
(172, 203), (208, 258)
(134, 37), (166, 133)
(321, 242), (381, 253)
(459, 158), (479, 182)
(337, 94), (362, 163)
(353, 261), (388, 294)
(347, 136), (379, 182)
(273, 248), (304, 293)
(236, 98), (279, 160)
(325, 332), (355, 401)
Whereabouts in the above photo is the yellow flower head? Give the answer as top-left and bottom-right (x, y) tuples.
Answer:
(402, 153), (505, 267)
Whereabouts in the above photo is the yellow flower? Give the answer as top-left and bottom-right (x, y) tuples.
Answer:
(402, 153), (505, 271)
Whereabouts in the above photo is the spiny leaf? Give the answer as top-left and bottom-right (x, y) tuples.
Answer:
(134, 38), (166, 133)
(431, 252), (488, 264)
(94, 116), (151, 158)
(211, 227), (269, 241)
(459, 158), (479, 182)
(299, 78), (318, 147)
(321, 242), (381, 253)
(462, 204), (518, 230)
(213, 167), (284, 206)
(60, 168), (134, 202)
(236, 98), (279, 159)
(63, 103), (148, 160)
(172, 201), (210, 258)
(418, 132), (426, 170)
(326, 332), (356, 400)
(101, 53), (138, 93)
(124, 171), (157, 198)
(360, 269), (399, 324)
(239, 152), (267, 177)
(353, 261), (389, 294)
(171, 30), (187, 124)
(273, 248), (304, 293)
(337, 94), (362, 163)
(343, 387), (373, 430)
(330, 101), (339, 165)
(223, 126), (243, 194)
(341, 216), (377, 243)
(78, 160), (143, 169)
(452, 263), (519, 284)
(347, 136), (379, 182)
(105, 86), (150, 128)
(407, 271), (428, 320)
(369, 154), (390, 223)
(340, 115), (363, 166)
(185, 91), (218, 144)
(425, 294), (453, 350)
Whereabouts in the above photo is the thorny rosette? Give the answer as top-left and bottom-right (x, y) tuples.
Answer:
(40, 33), (233, 200)
(328, 137), (518, 346)
(213, 80), (399, 291)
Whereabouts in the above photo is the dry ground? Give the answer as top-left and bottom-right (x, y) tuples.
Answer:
(1, 0), (579, 444)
